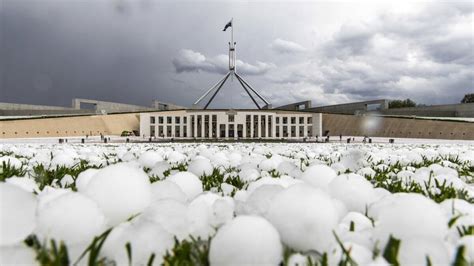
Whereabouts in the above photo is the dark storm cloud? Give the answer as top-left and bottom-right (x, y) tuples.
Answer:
(0, 0), (473, 109)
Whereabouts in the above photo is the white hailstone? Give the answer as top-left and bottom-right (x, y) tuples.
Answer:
(340, 212), (373, 233)
(300, 164), (337, 191)
(329, 173), (377, 213)
(5, 177), (39, 193)
(357, 167), (376, 178)
(103, 219), (174, 265)
(434, 174), (466, 190)
(259, 158), (280, 172)
(266, 184), (339, 252)
(243, 184), (284, 216)
(373, 193), (448, 245)
(246, 176), (300, 194)
(287, 253), (309, 266)
(50, 153), (75, 168)
(120, 151), (136, 162)
(150, 180), (187, 203)
(396, 170), (415, 184)
(439, 198), (474, 218)
(83, 163), (151, 226)
(36, 192), (106, 245)
(37, 186), (70, 211)
(138, 150), (163, 168)
(188, 158), (213, 177)
(209, 216), (283, 266)
(373, 187), (391, 201)
(212, 152), (230, 168)
(457, 236), (474, 262)
(59, 174), (74, 188)
(187, 193), (234, 239)
(0, 244), (37, 265)
(277, 161), (298, 175)
(330, 162), (347, 174)
(167, 171), (203, 200)
(375, 164), (389, 172)
(220, 183), (235, 196)
(228, 152), (242, 167)
(239, 167), (260, 182)
(398, 237), (450, 265)
(167, 150), (186, 164)
(0, 156), (22, 168)
(75, 168), (99, 193)
(140, 199), (189, 240)
(149, 161), (171, 179)
(338, 230), (373, 249)
(0, 183), (37, 246)
(326, 241), (373, 265)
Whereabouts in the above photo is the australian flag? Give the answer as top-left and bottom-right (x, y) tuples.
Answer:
(223, 20), (232, 31)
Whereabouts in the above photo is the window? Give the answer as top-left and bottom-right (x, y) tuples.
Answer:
(307, 117), (312, 124)
(158, 126), (164, 137)
(175, 117), (180, 124)
(291, 117), (296, 124)
(183, 117), (187, 123)
(158, 117), (164, 124)
(150, 126), (155, 137)
(283, 117), (288, 124)
(150, 116), (155, 124)
(299, 117), (304, 124)
(228, 114), (235, 122)
(276, 117), (280, 124)
(175, 126), (180, 137)
(167, 117), (172, 124)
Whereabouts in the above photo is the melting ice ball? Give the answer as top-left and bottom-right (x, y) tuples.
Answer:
(36, 192), (106, 245)
(209, 215), (283, 265)
(167, 172), (203, 200)
(266, 184), (339, 252)
(0, 183), (37, 246)
(83, 163), (151, 226)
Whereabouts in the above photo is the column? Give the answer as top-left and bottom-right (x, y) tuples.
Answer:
(250, 115), (254, 138)
(225, 123), (229, 138)
(265, 115), (269, 139)
(243, 118), (247, 139)
(200, 115), (204, 139)
(193, 115), (197, 138)
(208, 116), (212, 138)
(257, 115), (261, 138)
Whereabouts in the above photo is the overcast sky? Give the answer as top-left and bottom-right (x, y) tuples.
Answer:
(0, 0), (472, 109)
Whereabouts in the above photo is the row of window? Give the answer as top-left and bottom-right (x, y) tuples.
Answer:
(150, 124), (314, 138)
(150, 115), (313, 125)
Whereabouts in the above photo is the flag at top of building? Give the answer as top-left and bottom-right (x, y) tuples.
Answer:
(223, 19), (232, 31)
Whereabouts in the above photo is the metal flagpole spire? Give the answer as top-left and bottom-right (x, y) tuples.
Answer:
(192, 19), (272, 109)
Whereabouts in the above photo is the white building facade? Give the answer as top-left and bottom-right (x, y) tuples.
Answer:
(140, 109), (322, 140)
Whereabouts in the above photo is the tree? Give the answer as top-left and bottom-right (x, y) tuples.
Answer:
(461, 93), (474, 103)
(388, 98), (417, 109)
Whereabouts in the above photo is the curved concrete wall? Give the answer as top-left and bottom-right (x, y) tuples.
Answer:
(1, 112), (473, 140)
(322, 114), (474, 140)
(0, 113), (139, 138)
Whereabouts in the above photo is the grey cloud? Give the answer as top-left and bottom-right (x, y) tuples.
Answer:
(271, 2), (473, 105)
(270, 39), (306, 54)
